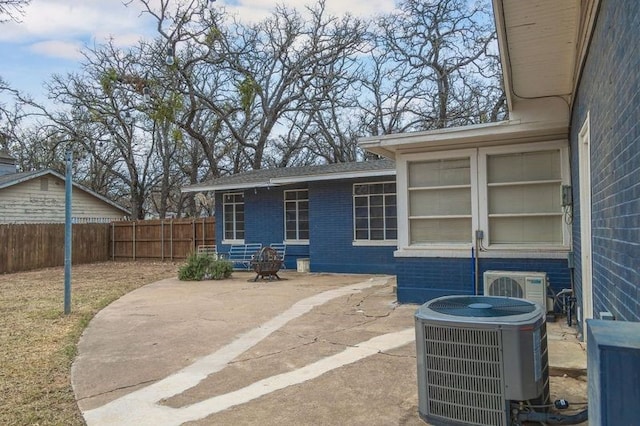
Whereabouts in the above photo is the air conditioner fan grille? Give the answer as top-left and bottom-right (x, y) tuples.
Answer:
(428, 296), (536, 317)
(489, 277), (524, 298)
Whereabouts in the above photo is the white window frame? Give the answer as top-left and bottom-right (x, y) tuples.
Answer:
(352, 181), (397, 246)
(478, 141), (571, 250)
(398, 149), (479, 252)
(396, 142), (570, 258)
(283, 189), (309, 244)
(222, 192), (244, 244)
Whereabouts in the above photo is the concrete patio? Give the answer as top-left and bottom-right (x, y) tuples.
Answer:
(72, 272), (587, 425)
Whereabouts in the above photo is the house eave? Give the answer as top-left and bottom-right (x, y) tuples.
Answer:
(182, 168), (397, 193)
(359, 120), (569, 156)
(271, 169), (396, 185)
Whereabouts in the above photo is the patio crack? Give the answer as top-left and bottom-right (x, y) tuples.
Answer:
(76, 377), (163, 402)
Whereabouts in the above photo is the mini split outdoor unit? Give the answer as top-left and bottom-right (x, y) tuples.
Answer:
(483, 271), (548, 311)
(415, 295), (550, 426)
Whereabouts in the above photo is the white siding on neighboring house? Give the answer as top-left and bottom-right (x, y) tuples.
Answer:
(0, 175), (126, 224)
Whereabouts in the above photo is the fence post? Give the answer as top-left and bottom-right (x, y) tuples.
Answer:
(161, 220), (164, 261)
(170, 220), (173, 260)
(111, 222), (115, 261)
(132, 221), (136, 261)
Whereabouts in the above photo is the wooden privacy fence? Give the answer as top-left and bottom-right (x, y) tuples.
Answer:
(110, 217), (215, 260)
(0, 223), (110, 274)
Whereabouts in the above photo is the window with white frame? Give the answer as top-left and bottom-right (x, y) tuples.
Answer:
(353, 182), (397, 241)
(284, 189), (309, 241)
(482, 149), (564, 245)
(404, 143), (568, 248)
(223, 193), (244, 241)
(408, 158), (472, 244)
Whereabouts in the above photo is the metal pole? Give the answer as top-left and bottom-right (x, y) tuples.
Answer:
(64, 148), (73, 314)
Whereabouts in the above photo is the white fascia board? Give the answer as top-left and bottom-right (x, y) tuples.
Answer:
(359, 120), (569, 155)
(270, 169), (396, 185)
(181, 182), (275, 193)
(182, 168), (397, 193)
(491, 0), (514, 112)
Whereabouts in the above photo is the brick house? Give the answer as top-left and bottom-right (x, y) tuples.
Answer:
(183, 160), (397, 273)
(361, 0), (640, 332)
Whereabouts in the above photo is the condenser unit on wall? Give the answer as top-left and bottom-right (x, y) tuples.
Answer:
(415, 295), (550, 426)
(483, 270), (548, 311)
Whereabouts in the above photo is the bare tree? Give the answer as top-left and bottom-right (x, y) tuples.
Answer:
(0, 0), (29, 22)
(363, 0), (505, 133)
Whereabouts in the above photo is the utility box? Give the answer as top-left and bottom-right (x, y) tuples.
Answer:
(587, 319), (640, 425)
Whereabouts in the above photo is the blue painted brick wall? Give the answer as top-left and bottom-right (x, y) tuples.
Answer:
(396, 257), (570, 305)
(309, 179), (396, 274)
(571, 0), (640, 326)
(214, 178), (396, 274)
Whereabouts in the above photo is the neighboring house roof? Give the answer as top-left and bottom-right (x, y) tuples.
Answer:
(182, 159), (396, 193)
(0, 169), (130, 215)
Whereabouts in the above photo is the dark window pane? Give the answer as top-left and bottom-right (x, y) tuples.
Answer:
(384, 183), (396, 193)
(386, 194), (396, 205)
(355, 207), (368, 218)
(370, 207), (383, 218)
(371, 184), (384, 194)
(355, 229), (368, 239)
(354, 197), (368, 207)
(298, 229), (309, 239)
(370, 218), (384, 228)
(370, 195), (383, 206)
(298, 210), (309, 221)
(299, 200), (308, 210)
(386, 217), (397, 228)
(354, 185), (368, 195)
(386, 229), (397, 239)
(355, 218), (368, 229)
(371, 229), (384, 240)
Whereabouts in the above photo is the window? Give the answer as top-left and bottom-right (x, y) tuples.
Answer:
(402, 143), (568, 249)
(484, 150), (563, 245)
(353, 182), (397, 241)
(223, 193), (244, 241)
(284, 189), (308, 241)
(408, 158), (472, 244)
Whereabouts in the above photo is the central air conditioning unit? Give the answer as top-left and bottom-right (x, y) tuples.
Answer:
(484, 270), (548, 311)
(415, 295), (550, 426)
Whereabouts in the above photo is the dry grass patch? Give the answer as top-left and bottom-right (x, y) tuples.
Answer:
(0, 261), (179, 425)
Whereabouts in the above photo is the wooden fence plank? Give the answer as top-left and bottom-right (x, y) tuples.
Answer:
(0, 223), (110, 274)
(110, 217), (215, 260)
(0, 217), (215, 273)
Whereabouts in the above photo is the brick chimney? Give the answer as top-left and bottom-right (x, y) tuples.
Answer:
(0, 151), (17, 176)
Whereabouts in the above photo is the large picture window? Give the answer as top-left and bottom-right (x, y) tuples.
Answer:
(284, 189), (309, 241)
(223, 193), (244, 241)
(403, 143), (568, 249)
(353, 182), (397, 241)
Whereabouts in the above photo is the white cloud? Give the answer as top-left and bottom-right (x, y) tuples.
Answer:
(0, 0), (152, 45)
(29, 39), (84, 60)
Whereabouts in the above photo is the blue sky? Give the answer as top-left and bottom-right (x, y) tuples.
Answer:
(0, 0), (397, 107)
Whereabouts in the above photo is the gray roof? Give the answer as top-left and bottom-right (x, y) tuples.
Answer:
(0, 169), (130, 215)
(183, 159), (396, 193)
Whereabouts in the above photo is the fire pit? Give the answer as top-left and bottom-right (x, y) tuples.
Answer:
(250, 247), (283, 281)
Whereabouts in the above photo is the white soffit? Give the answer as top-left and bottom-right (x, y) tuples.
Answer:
(499, 0), (579, 100)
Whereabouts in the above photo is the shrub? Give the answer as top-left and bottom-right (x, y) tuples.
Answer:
(178, 253), (233, 281)
(210, 259), (233, 280)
